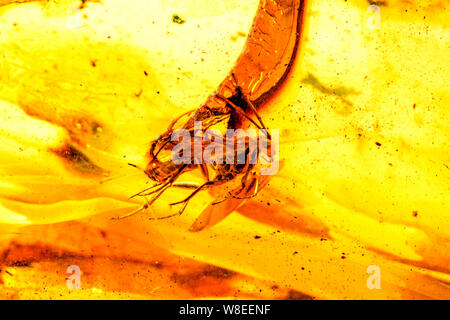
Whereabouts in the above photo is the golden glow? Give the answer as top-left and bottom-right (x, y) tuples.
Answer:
(0, 0), (449, 299)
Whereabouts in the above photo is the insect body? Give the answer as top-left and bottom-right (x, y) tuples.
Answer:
(116, 0), (304, 230)
(120, 82), (276, 231)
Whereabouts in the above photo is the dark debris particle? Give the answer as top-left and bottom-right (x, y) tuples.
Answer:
(135, 89), (143, 98)
(1, 242), (77, 267)
(285, 289), (315, 300)
(51, 144), (104, 175)
(170, 265), (235, 288)
(375, 142), (382, 146)
(412, 211), (418, 217)
(367, 0), (387, 6)
(91, 121), (102, 134)
(254, 235), (261, 239)
(151, 260), (164, 269)
(172, 14), (186, 24)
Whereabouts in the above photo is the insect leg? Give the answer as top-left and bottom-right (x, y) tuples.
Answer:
(144, 182), (202, 221)
(140, 163), (188, 197)
(115, 180), (176, 220)
(241, 93), (271, 140)
(212, 170), (257, 205)
(230, 72), (271, 139)
(128, 182), (163, 199)
(199, 162), (210, 182)
(168, 179), (223, 215)
(211, 197), (228, 205)
(133, 180), (171, 197)
(151, 137), (173, 160)
(131, 170), (202, 200)
(166, 109), (196, 132)
(227, 153), (252, 196)
(215, 95), (263, 131)
(231, 174), (260, 200)
(171, 182), (201, 189)
(112, 202), (149, 220)
(119, 165), (189, 219)
(170, 180), (217, 206)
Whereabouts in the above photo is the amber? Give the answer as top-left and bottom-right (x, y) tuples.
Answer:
(0, 0), (449, 299)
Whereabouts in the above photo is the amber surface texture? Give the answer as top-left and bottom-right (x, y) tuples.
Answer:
(0, 0), (449, 299)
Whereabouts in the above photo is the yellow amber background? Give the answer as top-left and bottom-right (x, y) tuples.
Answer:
(0, 0), (449, 299)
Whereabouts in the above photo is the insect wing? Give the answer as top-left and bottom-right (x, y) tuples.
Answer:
(189, 172), (273, 232)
